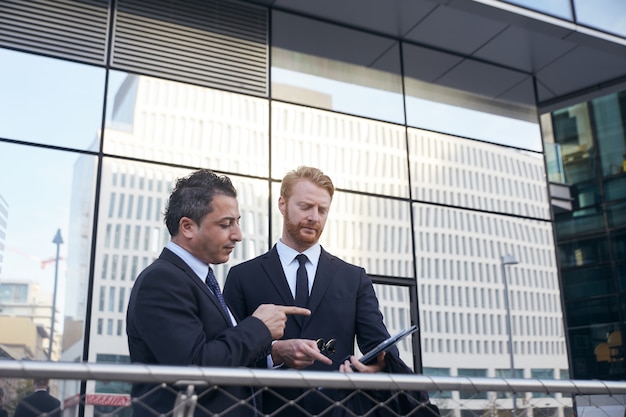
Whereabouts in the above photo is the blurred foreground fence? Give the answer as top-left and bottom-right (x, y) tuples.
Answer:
(1, 360), (626, 417)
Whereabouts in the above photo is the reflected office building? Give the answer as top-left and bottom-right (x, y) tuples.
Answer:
(63, 72), (568, 415)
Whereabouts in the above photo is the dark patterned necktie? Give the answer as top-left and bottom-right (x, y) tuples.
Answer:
(206, 267), (258, 416)
(295, 254), (309, 308)
(205, 267), (230, 316)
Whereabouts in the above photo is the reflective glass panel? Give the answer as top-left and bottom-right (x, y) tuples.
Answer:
(558, 237), (609, 268)
(574, 0), (626, 38)
(271, 102), (409, 198)
(403, 44), (541, 151)
(500, 0), (573, 20)
(408, 127), (551, 220)
(553, 182), (605, 239)
(414, 202), (567, 376)
(618, 262), (626, 291)
(613, 230), (626, 260)
(569, 324), (621, 379)
(567, 298), (619, 327)
(590, 92), (626, 178)
(103, 71), (269, 178)
(0, 48), (105, 150)
(373, 284), (413, 367)
(0, 141), (97, 361)
(562, 266), (614, 299)
(89, 159), (269, 362)
(271, 11), (404, 125)
(604, 176), (626, 202)
(607, 201), (626, 228)
(544, 103), (596, 185)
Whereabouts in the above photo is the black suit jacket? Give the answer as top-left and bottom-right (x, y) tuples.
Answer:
(126, 248), (272, 417)
(14, 390), (61, 417)
(224, 245), (399, 416)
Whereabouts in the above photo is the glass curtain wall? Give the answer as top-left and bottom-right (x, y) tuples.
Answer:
(0, 1), (569, 415)
(542, 91), (626, 380)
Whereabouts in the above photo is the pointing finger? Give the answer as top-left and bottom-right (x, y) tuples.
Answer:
(307, 347), (333, 365)
(278, 306), (311, 316)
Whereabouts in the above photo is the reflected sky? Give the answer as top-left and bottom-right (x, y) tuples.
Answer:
(0, 142), (87, 319)
(0, 48), (106, 150)
(574, 0), (626, 38)
(272, 67), (405, 125)
(406, 96), (543, 152)
(501, 0), (573, 19)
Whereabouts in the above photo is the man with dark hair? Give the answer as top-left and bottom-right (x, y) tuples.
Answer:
(14, 379), (61, 417)
(127, 169), (310, 417)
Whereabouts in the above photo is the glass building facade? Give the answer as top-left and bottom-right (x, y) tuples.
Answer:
(0, 0), (625, 416)
(543, 91), (626, 380)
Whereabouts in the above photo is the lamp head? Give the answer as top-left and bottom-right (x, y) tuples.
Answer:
(501, 254), (518, 265)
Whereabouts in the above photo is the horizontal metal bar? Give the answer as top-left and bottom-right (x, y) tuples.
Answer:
(2, 361), (626, 395)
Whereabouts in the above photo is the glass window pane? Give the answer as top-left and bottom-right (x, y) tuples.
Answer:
(408, 127), (551, 219)
(604, 176), (626, 202)
(607, 201), (626, 228)
(373, 284), (413, 367)
(0, 142), (97, 361)
(545, 103), (596, 184)
(562, 266), (614, 299)
(569, 325), (620, 379)
(271, 102), (409, 197)
(558, 237), (610, 268)
(619, 262), (626, 292)
(612, 230), (626, 260)
(0, 48), (105, 150)
(103, 71), (269, 178)
(500, 0), (573, 20)
(271, 11), (404, 125)
(591, 92), (626, 178)
(574, 0), (626, 38)
(414, 202), (568, 377)
(566, 298), (619, 328)
(403, 43), (541, 151)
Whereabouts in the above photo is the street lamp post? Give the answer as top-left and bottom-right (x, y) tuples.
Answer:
(501, 254), (519, 417)
(48, 228), (63, 361)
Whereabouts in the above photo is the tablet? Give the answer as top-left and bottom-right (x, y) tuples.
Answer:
(351, 325), (419, 365)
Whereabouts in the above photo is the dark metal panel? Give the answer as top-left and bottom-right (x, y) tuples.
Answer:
(403, 4), (508, 56)
(113, 0), (268, 96)
(535, 44), (626, 100)
(0, 0), (109, 64)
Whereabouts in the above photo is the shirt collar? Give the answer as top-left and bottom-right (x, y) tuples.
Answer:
(166, 241), (210, 280)
(276, 239), (321, 266)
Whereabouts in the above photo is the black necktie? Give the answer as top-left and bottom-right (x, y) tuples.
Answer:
(205, 267), (230, 316)
(295, 254), (309, 308)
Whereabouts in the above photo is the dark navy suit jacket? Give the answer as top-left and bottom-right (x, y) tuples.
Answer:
(14, 390), (61, 417)
(126, 248), (272, 417)
(224, 245), (398, 416)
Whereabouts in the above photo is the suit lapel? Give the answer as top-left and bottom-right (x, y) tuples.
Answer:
(307, 248), (337, 316)
(261, 246), (296, 305)
(160, 248), (234, 326)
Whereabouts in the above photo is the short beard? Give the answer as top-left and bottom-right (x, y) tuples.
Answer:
(284, 209), (321, 249)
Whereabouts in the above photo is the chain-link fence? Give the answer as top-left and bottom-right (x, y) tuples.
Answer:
(1, 361), (625, 417)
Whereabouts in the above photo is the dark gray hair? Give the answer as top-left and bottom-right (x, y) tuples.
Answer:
(164, 169), (237, 236)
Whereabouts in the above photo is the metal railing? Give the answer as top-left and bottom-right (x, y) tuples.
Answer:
(1, 360), (625, 417)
